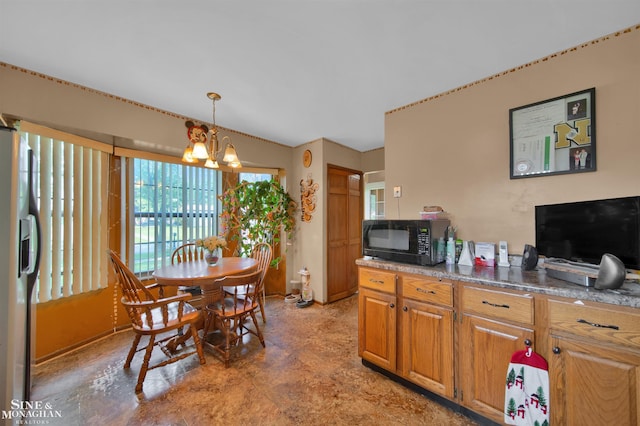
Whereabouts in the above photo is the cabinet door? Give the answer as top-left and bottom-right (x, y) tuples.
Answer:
(401, 298), (454, 398)
(459, 314), (534, 423)
(358, 288), (397, 370)
(550, 335), (640, 426)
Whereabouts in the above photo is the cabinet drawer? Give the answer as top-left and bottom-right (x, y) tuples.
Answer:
(359, 268), (396, 293)
(462, 286), (533, 325)
(548, 299), (640, 349)
(401, 275), (453, 307)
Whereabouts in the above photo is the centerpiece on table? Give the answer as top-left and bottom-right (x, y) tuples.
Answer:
(195, 235), (227, 266)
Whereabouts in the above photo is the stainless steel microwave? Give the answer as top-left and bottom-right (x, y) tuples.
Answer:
(362, 219), (450, 266)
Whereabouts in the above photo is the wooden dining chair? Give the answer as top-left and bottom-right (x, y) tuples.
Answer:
(172, 242), (205, 264)
(172, 242), (206, 309)
(223, 242), (272, 323)
(247, 242), (272, 322)
(107, 249), (206, 393)
(202, 269), (265, 367)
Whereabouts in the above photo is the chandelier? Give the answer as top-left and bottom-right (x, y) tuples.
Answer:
(181, 92), (242, 168)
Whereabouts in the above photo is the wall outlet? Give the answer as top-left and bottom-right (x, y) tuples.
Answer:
(393, 186), (402, 198)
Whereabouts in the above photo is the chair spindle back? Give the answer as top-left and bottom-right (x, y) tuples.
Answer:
(172, 243), (205, 264)
(108, 249), (156, 304)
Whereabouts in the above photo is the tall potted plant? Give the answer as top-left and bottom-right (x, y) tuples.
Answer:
(219, 180), (297, 265)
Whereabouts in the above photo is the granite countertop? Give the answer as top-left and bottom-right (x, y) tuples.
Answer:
(356, 257), (640, 309)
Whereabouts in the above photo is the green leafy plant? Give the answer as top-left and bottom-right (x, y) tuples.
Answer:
(219, 180), (297, 265)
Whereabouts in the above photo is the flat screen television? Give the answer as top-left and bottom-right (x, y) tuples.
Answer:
(535, 196), (640, 270)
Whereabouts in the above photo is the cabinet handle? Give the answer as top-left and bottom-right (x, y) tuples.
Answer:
(576, 318), (619, 330)
(403, 306), (408, 312)
(524, 339), (532, 347)
(389, 303), (395, 309)
(482, 300), (510, 309)
(417, 288), (436, 295)
(552, 346), (561, 354)
(368, 278), (385, 285)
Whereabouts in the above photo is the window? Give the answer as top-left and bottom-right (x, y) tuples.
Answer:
(365, 182), (385, 219)
(20, 124), (110, 303)
(238, 172), (272, 183)
(130, 158), (220, 276)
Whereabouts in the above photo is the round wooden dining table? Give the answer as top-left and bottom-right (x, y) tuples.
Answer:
(153, 256), (259, 307)
(152, 257), (259, 352)
(152, 257), (258, 288)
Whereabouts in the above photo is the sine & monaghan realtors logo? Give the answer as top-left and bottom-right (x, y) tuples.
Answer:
(1, 399), (63, 424)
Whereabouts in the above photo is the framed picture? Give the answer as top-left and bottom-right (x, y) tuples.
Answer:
(509, 87), (596, 179)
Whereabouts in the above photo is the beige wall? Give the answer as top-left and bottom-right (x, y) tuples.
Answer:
(385, 25), (640, 256)
(290, 138), (365, 303)
(291, 140), (323, 299)
(361, 147), (384, 172)
(0, 63), (294, 170)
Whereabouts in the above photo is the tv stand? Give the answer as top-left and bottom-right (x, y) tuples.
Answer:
(543, 258), (599, 287)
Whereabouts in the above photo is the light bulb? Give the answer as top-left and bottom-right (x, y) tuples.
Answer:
(192, 142), (209, 159)
(182, 146), (197, 163)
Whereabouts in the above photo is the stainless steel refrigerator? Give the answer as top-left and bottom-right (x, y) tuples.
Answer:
(0, 125), (41, 414)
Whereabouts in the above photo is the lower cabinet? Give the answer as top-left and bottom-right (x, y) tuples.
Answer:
(458, 285), (535, 423)
(400, 284), (455, 399)
(358, 286), (397, 371)
(459, 314), (534, 422)
(358, 264), (640, 424)
(549, 335), (640, 425)
(547, 298), (640, 425)
(358, 268), (456, 399)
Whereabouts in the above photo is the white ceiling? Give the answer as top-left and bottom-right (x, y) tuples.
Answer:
(1, 1), (639, 152)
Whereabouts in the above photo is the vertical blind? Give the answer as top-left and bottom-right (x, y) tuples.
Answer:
(20, 123), (110, 303)
(129, 157), (220, 276)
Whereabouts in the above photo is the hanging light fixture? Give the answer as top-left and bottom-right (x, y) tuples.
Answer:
(181, 144), (197, 163)
(181, 92), (242, 169)
(203, 92), (221, 168)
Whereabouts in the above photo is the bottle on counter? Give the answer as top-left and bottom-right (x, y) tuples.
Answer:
(446, 237), (455, 265)
(455, 239), (463, 263)
(437, 237), (446, 263)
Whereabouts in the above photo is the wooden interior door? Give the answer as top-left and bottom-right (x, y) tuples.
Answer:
(327, 165), (362, 303)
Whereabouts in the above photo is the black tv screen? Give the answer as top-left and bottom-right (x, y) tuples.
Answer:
(535, 196), (640, 270)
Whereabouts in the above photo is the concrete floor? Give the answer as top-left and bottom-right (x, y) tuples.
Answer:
(31, 294), (478, 425)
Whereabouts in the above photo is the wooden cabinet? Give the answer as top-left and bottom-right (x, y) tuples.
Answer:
(358, 288), (397, 370)
(358, 267), (455, 399)
(358, 268), (397, 370)
(400, 275), (455, 398)
(548, 299), (640, 425)
(458, 285), (535, 423)
(357, 262), (640, 424)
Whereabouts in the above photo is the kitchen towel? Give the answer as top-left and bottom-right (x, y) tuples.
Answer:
(504, 346), (549, 425)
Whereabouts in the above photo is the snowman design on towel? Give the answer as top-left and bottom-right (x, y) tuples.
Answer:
(504, 346), (550, 426)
